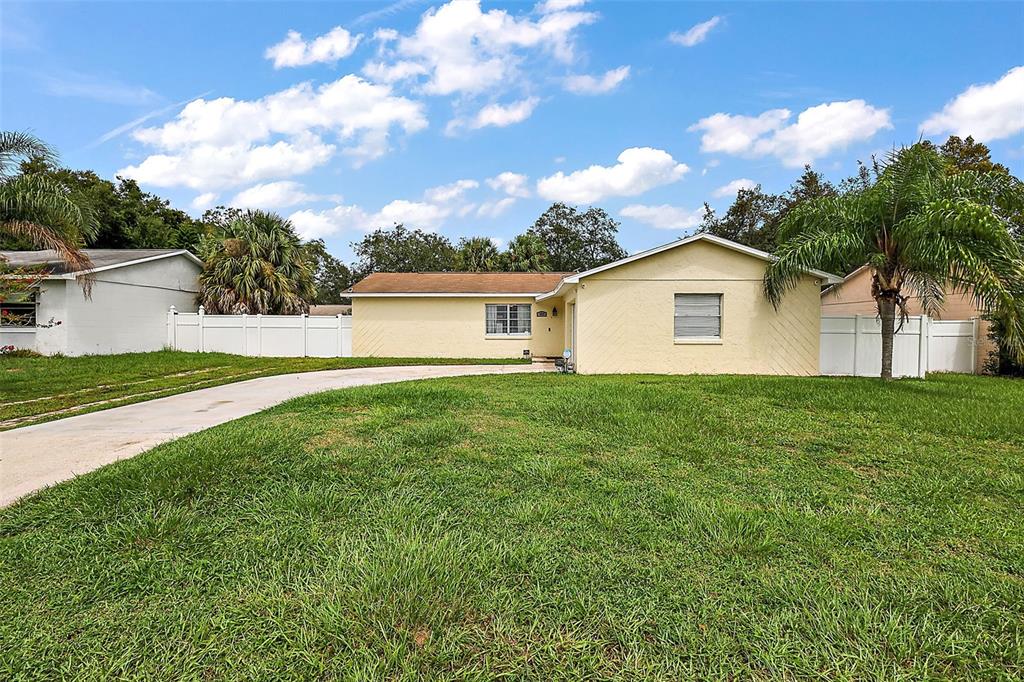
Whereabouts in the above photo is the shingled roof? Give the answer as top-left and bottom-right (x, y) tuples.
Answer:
(0, 249), (201, 276)
(349, 271), (571, 295)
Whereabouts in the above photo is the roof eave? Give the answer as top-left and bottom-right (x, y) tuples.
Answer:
(47, 249), (203, 278)
(349, 291), (551, 298)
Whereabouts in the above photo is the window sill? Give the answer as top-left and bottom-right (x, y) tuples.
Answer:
(674, 338), (722, 345)
(0, 327), (38, 332)
(485, 334), (532, 340)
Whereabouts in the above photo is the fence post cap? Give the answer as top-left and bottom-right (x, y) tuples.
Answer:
(169, 305), (177, 313)
(198, 305), (205, 314)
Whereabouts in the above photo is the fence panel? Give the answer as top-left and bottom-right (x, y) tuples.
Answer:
(167, 307), (352, 357)
(820, 315), (976, 378)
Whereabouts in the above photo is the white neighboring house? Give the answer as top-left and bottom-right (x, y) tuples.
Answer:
(1, 249), (201, 356)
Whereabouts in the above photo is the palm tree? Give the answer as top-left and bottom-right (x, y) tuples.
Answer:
(502, 233), (550, 272)
(0, 131), (97, 281)
(764, 143), (1024, 379)
(198, 210), (316, 314)
(455, 236), (501, 271)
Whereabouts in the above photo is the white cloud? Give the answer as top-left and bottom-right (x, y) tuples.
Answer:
(920, 66), (1024, 142)
(537, 0), (587, 13)
(486, 171), (531, 197)
(287, 176), (485, 240)
(119, 133), (337, 191)
(119, 133), (336, 191)
(120, 75), (427, 190)
(230, 181), (339, 210)
(266, 27), (362, 68)
(689, 109), (791, 155)
(712, 178), (757, 198)
(376, 199), (449, 229)
(477, 197), (517, 218)
(464, 97), (540, 130)
(362, 59), (428, 83)
(688, 100), (892, 167)
(289, 198), (451, 239)
(701, 158), (720, 176)
(371, 0), (598, 97)
(669, 16), (721, 47)
(289, 205), (372, 239)
(424, 179), (479, 203)
(191, 192), (218, 211)
(620, 204), (704, 230)
(564, 65), (630, 95)
(536, 147), (689, 203)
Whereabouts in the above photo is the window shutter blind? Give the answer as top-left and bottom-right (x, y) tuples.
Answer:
(674, 294), (721, 338)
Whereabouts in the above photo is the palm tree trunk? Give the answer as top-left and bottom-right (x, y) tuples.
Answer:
(878, 297), (896, 380)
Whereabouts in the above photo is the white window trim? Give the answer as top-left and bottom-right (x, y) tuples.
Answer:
(485, 302), (532, 337)
(673, 292), (723, 343)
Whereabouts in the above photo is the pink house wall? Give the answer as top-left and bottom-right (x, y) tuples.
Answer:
(821, 267), (994, 373)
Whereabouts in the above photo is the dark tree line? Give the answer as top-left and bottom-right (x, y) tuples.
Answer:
(349, 202), (628, 280)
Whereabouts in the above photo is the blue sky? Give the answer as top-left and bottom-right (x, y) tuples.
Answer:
(3, 0), (1023, 262)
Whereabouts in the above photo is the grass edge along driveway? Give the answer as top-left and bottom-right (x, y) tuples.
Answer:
(0, 350), (527, 429)
(2, 372), (1022, 679)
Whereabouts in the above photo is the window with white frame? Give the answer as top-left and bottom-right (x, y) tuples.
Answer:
(674, 293), (721, 339)
(485, 303), (532, 336)
(0, 290), (38, 327)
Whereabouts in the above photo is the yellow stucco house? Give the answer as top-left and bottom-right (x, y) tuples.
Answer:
(349, 233), (841, 375)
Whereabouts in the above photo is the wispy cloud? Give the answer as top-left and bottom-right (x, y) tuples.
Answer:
(88, 91), (213, 148)
(37, 70), (159, 106)
(669, 16), (722, 47)
(351, 0), (425, 27)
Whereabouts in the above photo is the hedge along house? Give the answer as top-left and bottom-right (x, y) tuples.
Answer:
(0, 249), (201, 356)
(350, 233), (841, 375)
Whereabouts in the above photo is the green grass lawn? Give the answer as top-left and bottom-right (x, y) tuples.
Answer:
(0, 350), (526, 429)
(2, 373), (1023, 679)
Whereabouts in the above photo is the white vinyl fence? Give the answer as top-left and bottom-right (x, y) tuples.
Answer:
(167, 306), (352, 357)
(821, 315), (978, 378)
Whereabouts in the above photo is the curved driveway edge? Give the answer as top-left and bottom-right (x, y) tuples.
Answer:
(0, 363), (547, 508)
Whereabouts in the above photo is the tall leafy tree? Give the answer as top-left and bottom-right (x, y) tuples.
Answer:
(699, 185), (786, 253)
(0, 131), (96, 278)
(198, 210), (315, 314)
(527, 202), (627, 272)
(11, 157), (207, 252)
(499, 233), (550, 272)
(455, 236), (500, 271)
(302, 239), (353, 304)
(764, 143), (1024, 379)
(937, 135), (1011, 175)
(700, 166), (836, 254)
(350, 224), (456, 278)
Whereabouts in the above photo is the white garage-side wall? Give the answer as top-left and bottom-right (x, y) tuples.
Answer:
(55, 255), (199, 356)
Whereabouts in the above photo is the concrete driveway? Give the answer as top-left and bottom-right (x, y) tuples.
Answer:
(0, 363), (546, 507)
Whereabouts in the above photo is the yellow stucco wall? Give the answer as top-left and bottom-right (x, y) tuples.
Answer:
(352, 296), (565, 358)
(821, 266), (993, 372)
(573, 240), (823, 375)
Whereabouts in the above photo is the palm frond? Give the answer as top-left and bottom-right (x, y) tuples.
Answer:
(0, 173), (99, 240)
(764, 225), (866, 308)
(0, 131), (57, 178)
(2, 220), (94, 296)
